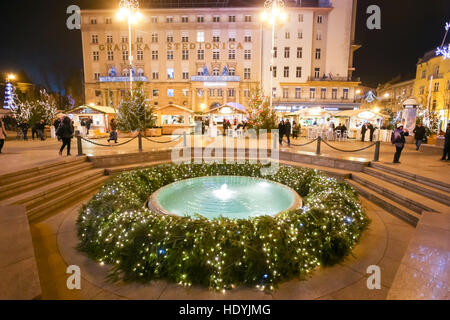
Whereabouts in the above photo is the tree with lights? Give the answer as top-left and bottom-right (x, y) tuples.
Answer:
(116, 84), (156, 133)
(246, 88), (278, 131)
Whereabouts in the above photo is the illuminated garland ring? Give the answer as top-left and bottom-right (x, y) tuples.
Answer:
(77, 162), (369, 291)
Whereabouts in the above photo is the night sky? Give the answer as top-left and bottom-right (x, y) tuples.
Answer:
(0, 0), (449, 93)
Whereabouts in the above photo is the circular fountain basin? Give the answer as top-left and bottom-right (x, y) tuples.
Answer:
(148, 176), (302, 220)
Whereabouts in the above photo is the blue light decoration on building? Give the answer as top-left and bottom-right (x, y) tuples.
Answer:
(203, 65), (209, 76)
(364, 91), (379, 103)
(436, 22), (450, 59)
(222, 65), (228, 76)
(3, 82), (14, 109)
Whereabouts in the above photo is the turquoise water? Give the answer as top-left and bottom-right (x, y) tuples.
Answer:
(152, 176), (300, 219)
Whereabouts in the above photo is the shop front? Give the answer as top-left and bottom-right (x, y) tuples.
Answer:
(208, 103), (248, 136)
(336, 109), (388, 141)
(65, 105), (116, 137)
(156, 104), (194, 135)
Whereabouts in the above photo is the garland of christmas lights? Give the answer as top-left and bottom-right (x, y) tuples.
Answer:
(77, 162), (369, 292)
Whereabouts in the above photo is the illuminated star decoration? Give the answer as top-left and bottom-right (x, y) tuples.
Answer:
(436, 22), (450, 59)
(365, 90), (379, 103)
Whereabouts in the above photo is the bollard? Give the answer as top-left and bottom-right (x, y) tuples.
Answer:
(183, 131), (187, 148)
(76, 131), (84, 157)
(373, 141), (380, 162)
(138, 131), (143, 152)
(316, 136), (321, 155)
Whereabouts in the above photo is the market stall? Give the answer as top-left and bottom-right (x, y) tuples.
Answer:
(156, 104), (194, 135)
(335, 109), (389, 141)
(208, 103), (248, 136)
(287, 107), (337, 138)
(65, 105), (116, 137)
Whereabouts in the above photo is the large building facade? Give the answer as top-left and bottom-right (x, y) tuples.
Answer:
(81, 0), (360, 114)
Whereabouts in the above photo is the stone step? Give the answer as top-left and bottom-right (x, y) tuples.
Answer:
(363, 167), (450, 207)
(0, 162), (94, 201)
(346, 179), (420, 227)
(369, 162), (450, 193)
(15, 169), (106, 210)
(0, 157), (88, 186)
(27, 175), (108, 222)
(351, 173), (448, 214)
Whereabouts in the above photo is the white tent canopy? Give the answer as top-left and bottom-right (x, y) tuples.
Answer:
(336, 109), (388, 119)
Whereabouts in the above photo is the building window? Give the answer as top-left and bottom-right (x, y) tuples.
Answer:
(434, 82), (439, 92)
(182, 89), (189, 96)
(283, 88), (289, 99)
(167, 68), (174, 80)
(295, 88), (301, 99)
(197, 16), (204, 23)
(244, 89), (250, 97)
(137, 69), (144, 77)
(153, 89), (159, 97)
(321, 88), (326, 99)
(137, 36), (143, 43)
(92, 51), (99, 61)
(419, 86), (425, 95)
(152, 72), (159, 80)
(273, 47), (277, 58)
(182, 72), (189, 80)
(228, 50), (236, 60)
(272, 66), (277, 78)
(151, 16), (158, 23)
(272, 88), (277, 98)
(107, 35), (113, 43)
(213, 16), (220, 22)
(284, 47), (290, 58)
(197, 31), (205, 42)
(122, 51), (128, 61)
(151, 33), (158, 42)
(167, 89), (174, 97)
(432, 99), (436, 110)
(90, 18), (97, 25)
(297, 47), (303, 58)
(447, 80), (450, 90)
(244, 50), (251, 60)
(245, 15), (252, 22)
(244, 68), (251, 80)
(181, 16), (188, 23)
(121, 36), (128, 43)
(343, 88), (349, 99)
(298, 30), (303, 39)
(182, 50), (189, 60)
(229, 16), (236, 22)
(228, 88), (235, 97)
(332, 88), (337, 99)
(316, 31), (322, 40)
(285, 32), (290, 39)
(213, 50), (220, 60)
(197, 50), (204, 60)
(317, 15), (323, 24)
(228, 33), (236, 42)
(94, 73), (100, 81)
(315, 48), (321, 59)
(167, 50), (174, 60)
(314, 68), (320, 78)
(182, 36), (189, 42)
(298, 14), (303, 22)
(197, 89), (204, 97)
(284, 66), (289, 78)
(217, 89), (223, 97)
(213, 68), (220, 76)
(244, 35), (252, 42)
(421, 70), (426, 79)
(167, 35), (174, 42)
(137, 50), (143, 60)
(152, 50), (158, 60)
(166, 16), (173, 23)
(296, 67), (302, 78)
(92, 35), (98, 44)
(229, 68), (236, 76)
(107, 51), (114, 61)
(106, 17), (112, 24)
(310, 88), (316, 99)
(209, 89), (215, 97)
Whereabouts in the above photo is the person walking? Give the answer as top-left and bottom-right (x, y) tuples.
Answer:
(31, 122), (38, 140)
(19, 121), (29, 141)
(54, 116), (62, 141)
(360, 123), (368, 142)
(440, 123), (450, 161)
(391, 123), (409, 164)
(413, 122), (426, 151)
(368, 123), (376, 142)
(0, 116), (7, 154)
(278, 120), (285, 145)
(85, 118), (93, 136)
(36, 120), (46, 141)
(56, 117), (74, 156)
(292, 121), (299, 139)
(284, 119), (292, 147)
(107, 118), (119, 143)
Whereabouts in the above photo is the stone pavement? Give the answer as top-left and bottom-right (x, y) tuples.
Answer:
(0, 136), (448, 184)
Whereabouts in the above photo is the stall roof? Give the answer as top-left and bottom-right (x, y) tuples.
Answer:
(157, 104), (194, 113)
(209, 102), (247, 114)
(291, 107), (335, 117)
(336, 109), (388, 118)
(67, 105), (117, 114)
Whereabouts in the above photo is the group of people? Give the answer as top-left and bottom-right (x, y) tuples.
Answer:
(17, 120), (47, 141)
(360, 122), (377, 142)
(278, 119), (301, 146)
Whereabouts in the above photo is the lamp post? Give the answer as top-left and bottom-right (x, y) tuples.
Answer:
(261, 0), (286, 110)
(117, 0), (142, 96)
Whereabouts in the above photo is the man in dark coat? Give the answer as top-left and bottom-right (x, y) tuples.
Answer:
(368, 123), (376, 142)
(391, 123), (409, 163)
(36, 120), (46, 141)
(360, 123), (368, 142)
(19, 121), (29, 141)
(441, 123), (450, 161)
(85, 118), (93, 135)
(284, 119), (292, 147)
(278, 120), (285, 146)
(413, 123), (426, 151)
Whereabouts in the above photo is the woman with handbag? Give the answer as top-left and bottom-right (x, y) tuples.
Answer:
(57, 116), (74, 156)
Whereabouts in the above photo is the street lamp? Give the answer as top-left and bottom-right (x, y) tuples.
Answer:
(117, 0), (142, 96)
(261, 0), (286, 110)
(7, 73), (16, 82)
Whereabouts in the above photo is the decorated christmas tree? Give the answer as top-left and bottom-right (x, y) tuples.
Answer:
(117, 85), (156, 132)
(246, 88), (278, 131)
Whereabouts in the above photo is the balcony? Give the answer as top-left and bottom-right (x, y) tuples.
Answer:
(428, 74), (444, 80)
(191, 75), (241, 82)
(308, 76), (361, 82)
(99, 76), (148, 83)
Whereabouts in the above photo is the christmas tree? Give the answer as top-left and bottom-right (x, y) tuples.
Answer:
(246, 88), (278, 131)
(117, 85), (156, 132)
